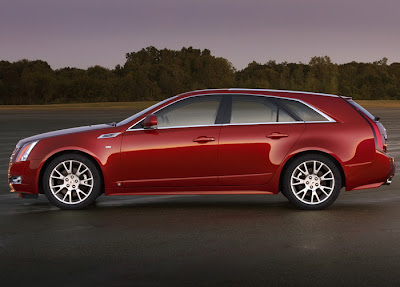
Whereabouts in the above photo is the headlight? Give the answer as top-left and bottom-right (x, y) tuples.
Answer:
(15, 141), (39, 162)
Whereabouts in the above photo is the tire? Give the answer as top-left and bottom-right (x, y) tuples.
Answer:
(282, 154), (342, 210)
(43, 153), (102, 210)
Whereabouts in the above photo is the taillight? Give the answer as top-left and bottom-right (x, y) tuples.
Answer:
(345, 99), (387, 153)
(364, 117), (385, 152)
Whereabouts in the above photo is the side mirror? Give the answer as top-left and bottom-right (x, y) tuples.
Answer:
(143, 114), (158, 129)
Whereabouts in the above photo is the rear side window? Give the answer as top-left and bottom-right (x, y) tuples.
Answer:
(230, 95), (296, 124)
(278, 109), (296, 122)
(274, 98), (329, 122)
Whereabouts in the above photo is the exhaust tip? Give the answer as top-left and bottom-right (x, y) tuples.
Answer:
(383, 178), (392, 185)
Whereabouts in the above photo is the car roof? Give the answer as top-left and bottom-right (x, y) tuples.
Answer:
(177, 88), (347, 99)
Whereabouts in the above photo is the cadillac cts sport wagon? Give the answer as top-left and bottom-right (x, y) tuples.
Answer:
(8, 89), (395, 210)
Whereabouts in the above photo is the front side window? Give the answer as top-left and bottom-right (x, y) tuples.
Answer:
(118, 96), (179, 127)
(155, 96), (222, 128)
(230, 96), (296, 124)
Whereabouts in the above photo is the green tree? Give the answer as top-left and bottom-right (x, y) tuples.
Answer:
(1, 49), (399, 104)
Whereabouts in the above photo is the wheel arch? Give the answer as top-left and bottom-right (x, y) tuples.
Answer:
(38, 150), (104, 194)
(279, 150), (346, 192)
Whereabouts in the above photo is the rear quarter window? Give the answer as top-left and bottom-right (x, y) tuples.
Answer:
(274, 98), (329, 122)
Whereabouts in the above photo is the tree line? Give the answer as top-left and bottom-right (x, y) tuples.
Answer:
(1, 46), (399, 105)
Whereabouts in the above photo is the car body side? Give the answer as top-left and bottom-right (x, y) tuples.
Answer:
(8, 89), (395, 197)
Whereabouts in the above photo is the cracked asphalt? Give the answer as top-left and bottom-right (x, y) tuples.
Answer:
(0, 107), (399, 286)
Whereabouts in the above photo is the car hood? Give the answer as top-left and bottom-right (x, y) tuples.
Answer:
(17, 124), (112, 147)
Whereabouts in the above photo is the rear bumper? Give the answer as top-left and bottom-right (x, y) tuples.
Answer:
(383, 178), (392, 185)
(345, 151), (395, 191)
(383, 157), (395, 185)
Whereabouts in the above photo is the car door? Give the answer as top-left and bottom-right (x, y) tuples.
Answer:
(218, 95), (305, 186)
(120, 95), (225, 188)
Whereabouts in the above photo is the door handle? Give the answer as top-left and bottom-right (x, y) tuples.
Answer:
(267, 132), (289, 139)
(193, 136), (215, 143)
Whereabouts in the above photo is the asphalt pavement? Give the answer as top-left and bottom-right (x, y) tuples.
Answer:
(0, 107), (399, 286)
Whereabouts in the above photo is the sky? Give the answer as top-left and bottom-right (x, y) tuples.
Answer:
(1, 0), (399, 70)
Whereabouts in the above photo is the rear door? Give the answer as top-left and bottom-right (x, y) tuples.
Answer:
(218, 95), (305, 186)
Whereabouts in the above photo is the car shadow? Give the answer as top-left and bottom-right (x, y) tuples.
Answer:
(4, 194), (388, 216)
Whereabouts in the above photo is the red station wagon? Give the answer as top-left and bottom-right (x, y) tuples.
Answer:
(8, 89), (395, 210)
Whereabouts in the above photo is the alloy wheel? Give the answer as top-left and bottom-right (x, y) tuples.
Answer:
(290, 160), (335, 205)
(49, 160), (94, 205)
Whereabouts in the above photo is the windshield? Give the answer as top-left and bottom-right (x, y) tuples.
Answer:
(117, 96), (179, 126)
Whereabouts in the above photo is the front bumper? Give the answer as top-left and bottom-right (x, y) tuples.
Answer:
(9, 175), (22, 185)
(8, 159), (41, 195)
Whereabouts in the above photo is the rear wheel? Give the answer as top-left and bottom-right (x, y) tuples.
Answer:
(282, 154), (342, 210)
(43, 154), (102, 210)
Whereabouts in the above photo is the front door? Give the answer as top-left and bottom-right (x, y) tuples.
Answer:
(120, 95), (224, 188)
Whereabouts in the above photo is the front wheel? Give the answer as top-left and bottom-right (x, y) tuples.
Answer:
(43, 154), (102, 210)
(282, 154), (342, 210)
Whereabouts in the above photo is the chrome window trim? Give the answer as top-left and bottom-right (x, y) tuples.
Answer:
(157, 124), (222, 129)
(304, 120), (337, 124)
(222, 121), (337, 127)
(222, 121), (304, 126)
(222, 122), (303, 126)
(129, 124), (223, 132)
(126, 121), (336, 132)
(125, 92), (336, 132)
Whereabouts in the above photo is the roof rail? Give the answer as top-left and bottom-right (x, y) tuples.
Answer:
(228, 88), (340, 98)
